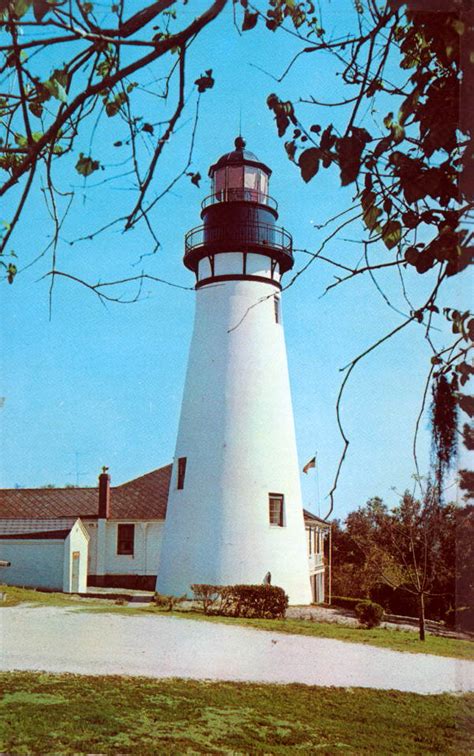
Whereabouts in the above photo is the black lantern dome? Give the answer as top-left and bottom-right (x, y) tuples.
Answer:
(184, 137), (293, 280)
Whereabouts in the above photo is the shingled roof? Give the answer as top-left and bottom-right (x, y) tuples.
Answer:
(0, 464), (327, 526)
(0, 465), (172, 521)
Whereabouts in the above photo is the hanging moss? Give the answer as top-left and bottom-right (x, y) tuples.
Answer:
(430, 374), (458, 490)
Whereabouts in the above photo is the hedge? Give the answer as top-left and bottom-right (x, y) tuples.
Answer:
(331, 596), (364, 611)
(191, 584), (288, 619)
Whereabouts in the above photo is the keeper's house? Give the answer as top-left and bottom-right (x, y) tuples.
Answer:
(0, 466), (328, 601)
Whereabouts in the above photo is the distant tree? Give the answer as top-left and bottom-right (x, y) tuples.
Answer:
(340, 490), (460, 640)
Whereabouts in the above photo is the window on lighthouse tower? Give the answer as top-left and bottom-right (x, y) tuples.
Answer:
(177, 457), (187, 489)
(269, 494), (285, 527)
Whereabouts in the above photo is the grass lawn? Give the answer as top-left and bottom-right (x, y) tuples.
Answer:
(0, 671), (472, 755)
(0, 584), (99, 608)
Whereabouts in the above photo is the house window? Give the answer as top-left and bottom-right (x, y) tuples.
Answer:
(117, 523), (134, 556)
(274, 295), (280, 323)
(269, 493), (284, 526)
(177, 456), (187, 489)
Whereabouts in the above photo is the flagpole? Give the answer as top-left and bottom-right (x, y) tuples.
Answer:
(315, 451), (320, 518)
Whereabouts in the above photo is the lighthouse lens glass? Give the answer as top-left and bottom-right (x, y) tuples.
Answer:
(227, 165), (243, 189)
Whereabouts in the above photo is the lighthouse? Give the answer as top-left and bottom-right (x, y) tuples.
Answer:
(157, 138), (312, 604)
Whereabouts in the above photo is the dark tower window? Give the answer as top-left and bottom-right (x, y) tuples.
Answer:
(274, 295), (280, 324)
(117, 523), (134, 555)
(177, 457), (187, 489)
(269, 493), (284, 526)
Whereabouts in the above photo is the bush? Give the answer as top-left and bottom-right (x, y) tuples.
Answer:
(355, 600), (384, 628)
(191, 584), (288, 619)
(331, 596), (364, 611)
(223, 584), (288, 619)
(190, 585), (223, 614)
(153, 593), (186, 612)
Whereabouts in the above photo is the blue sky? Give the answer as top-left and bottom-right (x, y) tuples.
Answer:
(0, 2), (468, 517)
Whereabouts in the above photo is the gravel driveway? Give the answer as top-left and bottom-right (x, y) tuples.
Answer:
(1, 606), (473, 694)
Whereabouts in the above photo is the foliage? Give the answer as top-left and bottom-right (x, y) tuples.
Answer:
(355, 599), (384, 628)
(329, 492), (468, 640)
(331, 595), (365, 610)
(2, 672), (473, 755)
(190, 584), (223, 614)
(191, 583), (289, 618)
(237, 0), (474, 510)
(153, 592), (186, 611)
(222, 583), (289, 618)
(0, 0), (227, 298)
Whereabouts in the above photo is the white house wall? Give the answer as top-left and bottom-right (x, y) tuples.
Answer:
(95, 520), (164, 576)
(84, 520), (99, 575)
(0, 540), (64, 591)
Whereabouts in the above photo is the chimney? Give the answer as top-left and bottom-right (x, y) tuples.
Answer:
(98, 466), (111, 519)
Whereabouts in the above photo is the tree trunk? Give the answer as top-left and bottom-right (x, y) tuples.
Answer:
(418, 592), (426, 641)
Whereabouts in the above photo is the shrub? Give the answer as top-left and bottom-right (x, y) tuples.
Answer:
(190, 585), (223, 614)
(331, 596), (364, 611)
(355, 600), (384, 628)
(223, 584), (288, 619)
(191, 583), (288, 619)
(153, 593), (186, 612)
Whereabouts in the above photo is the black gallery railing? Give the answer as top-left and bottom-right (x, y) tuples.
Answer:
(184, 222), (293, 260)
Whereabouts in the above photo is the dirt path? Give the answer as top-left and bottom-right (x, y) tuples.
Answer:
(1, 606), (473, 693)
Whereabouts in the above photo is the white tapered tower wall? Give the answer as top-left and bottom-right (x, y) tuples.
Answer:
(157, 251), (312, 604)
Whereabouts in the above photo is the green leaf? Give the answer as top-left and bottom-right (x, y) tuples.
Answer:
(298, 148), (320, 183)
(12, 0), (32, 18)
(103, 91), (127, 117)
(381, 220), (401, 249)
(361, 190), (382, 232)
(14, 133), (28, 148)
(75, 153), (100, 177)
(44, 77), (67, 103)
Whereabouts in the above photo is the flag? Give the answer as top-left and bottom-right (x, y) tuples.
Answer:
(303, 456), (316, 474)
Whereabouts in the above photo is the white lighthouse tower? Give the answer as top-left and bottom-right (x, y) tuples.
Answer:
(157, 138), (312, 604)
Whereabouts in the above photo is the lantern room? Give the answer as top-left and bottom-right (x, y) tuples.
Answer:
(208, 136), (271, 205)
(184, 137), (293, 278)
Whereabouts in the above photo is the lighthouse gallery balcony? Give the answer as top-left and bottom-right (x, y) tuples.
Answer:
(184, 220), (293, 273)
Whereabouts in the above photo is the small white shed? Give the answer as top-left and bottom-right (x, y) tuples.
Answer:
(0, 518), (89, 593)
